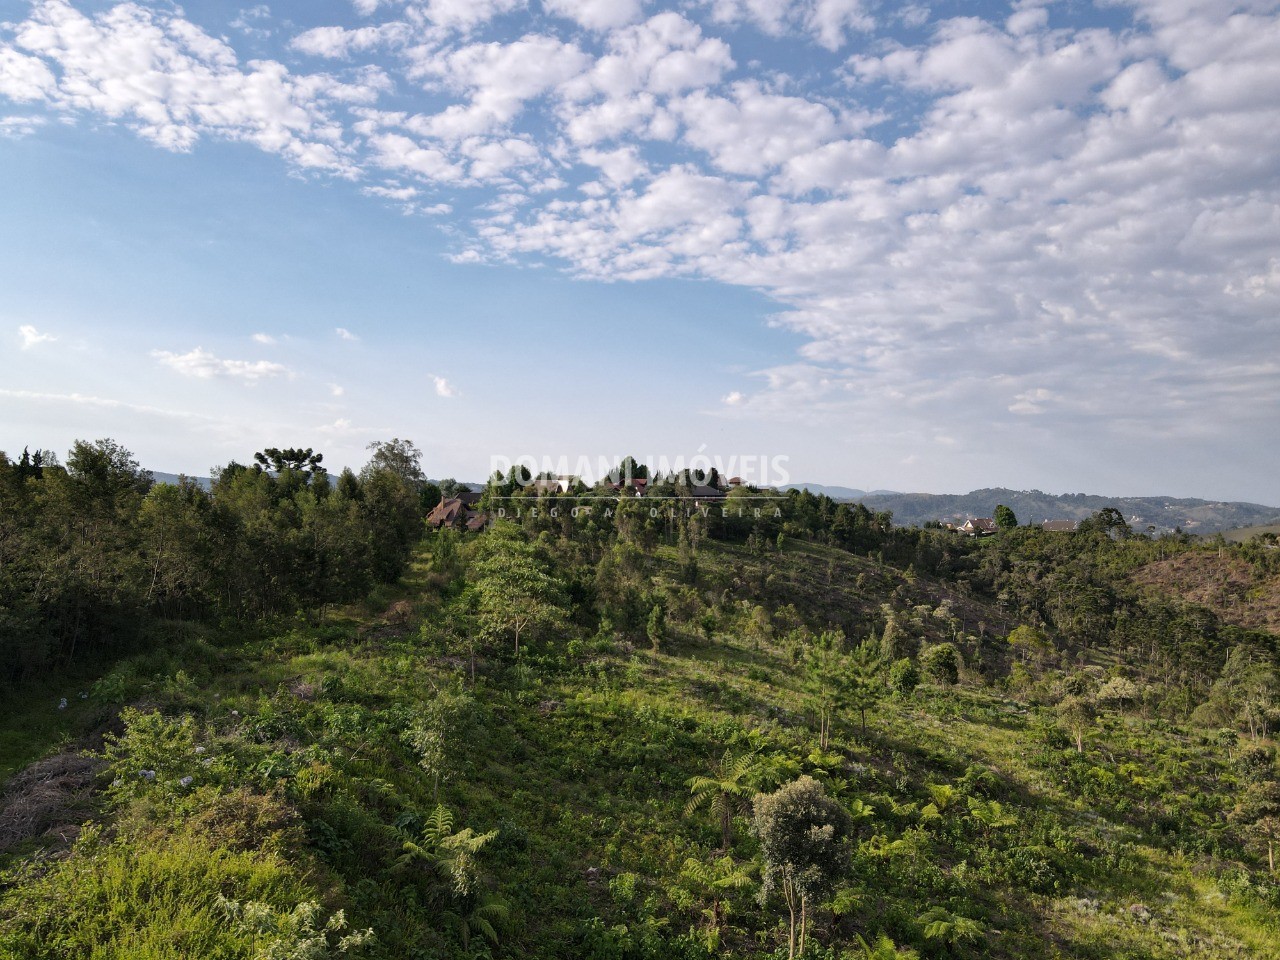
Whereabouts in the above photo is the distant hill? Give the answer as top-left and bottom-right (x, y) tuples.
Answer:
(853, 487), (1280, 535)
(150, 472), (485, 492)
(784, 482), (900, 499)
(1223, 521), (1280, 543)
(783, 482), (866, 499)
(1132, 553), (1280, 635)
(150, 471), (211, 490)
(148, 471), (1278, 536)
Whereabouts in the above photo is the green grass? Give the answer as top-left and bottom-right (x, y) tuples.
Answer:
(2, 537), (1279, 959)
(1223, 522), (1280, 543)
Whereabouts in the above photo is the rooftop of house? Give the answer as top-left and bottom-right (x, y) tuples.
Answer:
(1042, 519), (1080, 532)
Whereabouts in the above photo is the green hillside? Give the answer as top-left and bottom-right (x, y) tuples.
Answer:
(1224, 523), (1280, 544)
(4, 446), (1280, 959)
(857, 488), (1280, 535)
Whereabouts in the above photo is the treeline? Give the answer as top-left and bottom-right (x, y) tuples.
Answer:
(0, 438), (430, 680)
(481, 457), (1278, 716)
(479, 464), (898, 553)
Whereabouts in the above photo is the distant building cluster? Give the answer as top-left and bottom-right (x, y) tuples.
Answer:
(940, 517), (1081, 535)
(425, 474), (750, 532)
(1041, 519), (1080, 532)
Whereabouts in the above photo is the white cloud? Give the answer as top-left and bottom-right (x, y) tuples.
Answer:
(4, 1), (1280, 493)
(420, 0), (526, 33)
(722, 390), (744, 405)
(675, 82), (844, 175)
(433, 375), (458, 397)
(291, 23), (408, 59)
(335, 327), (360, 340)
(558, 13), (735, 145)
(363, 183), (419, 201)
(230, 5), (273, 39)
(486, 164), (750, 279)
(471, 1), (1280, 460)
(152, 347), (289, 380)
(7, 0), (365, 174)
(1226, 258), (1280, 300)
(0, 386), (224, 423)
(251, 332), (277, 344)
(0, 114), (44, 138)
(0, 45), (57, 101)
(700, 0), (873, 50)
(1009, 388), (1053, 415)
(330, 383), (346, 396)
(370, 132), (466, 181)
(408, 34), (591, 141)
(543, 0), (645, 31)
(1007, 7), (1048, 37)
(462, 135), (541, 179)
(578, 145), (648, 185)
(898, 5), (928, 28)
(18, 324), (56, 349)
(805, 0), (874, 50)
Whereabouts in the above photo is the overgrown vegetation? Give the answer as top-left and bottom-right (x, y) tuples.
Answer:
(3, 445), (1280, 958)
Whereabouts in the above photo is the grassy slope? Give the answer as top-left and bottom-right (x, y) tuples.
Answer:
(1131, 553), (1280, 635)
(1223, 524), (1280, 544)
(1, 540), (1278, 959)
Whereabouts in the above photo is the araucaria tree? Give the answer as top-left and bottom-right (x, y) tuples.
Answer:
(753, 776), (853, 960)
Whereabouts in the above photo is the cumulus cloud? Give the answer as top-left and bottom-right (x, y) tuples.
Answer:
(407, 34), (591, 140)
(419, 0), (526, 33)
(433, 375), (458, 397)
(292, 23), (408, 59)
(1009, 388), (1054, 415)
(230, 5), (273, 39)
(0, 45), (57, 101)
(335, 327), (360, 341)
(363, 183), (419, 201)
(674, 82), (845, 176)
(0, 113), (45, 137)
(4, 0), (1280, 488)
(251, 332), (277, 344)
(18, 324), (56, 348)
(369, 132), (466, 181)
(544, 0), (646, 31)
(152, 347), (289, 380)
(700, 0), (873, 49)
(4, 0), (371, 174)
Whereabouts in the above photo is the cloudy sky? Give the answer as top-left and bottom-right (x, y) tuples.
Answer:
(1, 0), (1278, 502)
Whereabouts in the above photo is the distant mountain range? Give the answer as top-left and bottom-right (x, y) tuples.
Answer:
(783, 483), (901, 500)
(151, 471), (212, 490)
(850, 487), (1280, 535)
(151, 473), (1278, 536)
(150, 472), (486, 491)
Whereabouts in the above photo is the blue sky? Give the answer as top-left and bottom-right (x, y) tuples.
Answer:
(2, 0), (1278, 502)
